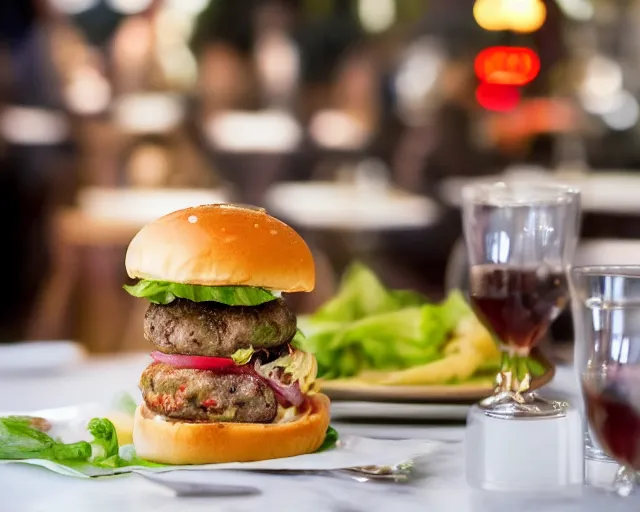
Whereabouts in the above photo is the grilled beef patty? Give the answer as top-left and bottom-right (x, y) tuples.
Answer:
(144, 298), (296, 357)
(140, 362), (278, 423)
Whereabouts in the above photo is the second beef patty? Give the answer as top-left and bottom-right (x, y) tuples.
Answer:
(144, 297), (296, 357)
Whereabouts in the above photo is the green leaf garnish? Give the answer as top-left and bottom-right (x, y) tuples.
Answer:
(316, 426), (339, 452)
(230, 347), (255, 365)
(123, 280), (277, 306)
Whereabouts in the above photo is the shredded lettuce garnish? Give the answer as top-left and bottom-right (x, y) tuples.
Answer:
(256, 348), (318, 395)
(230, 347), (255, 365)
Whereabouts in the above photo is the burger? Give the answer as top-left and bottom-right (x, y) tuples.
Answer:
(123, 204), (330, 464)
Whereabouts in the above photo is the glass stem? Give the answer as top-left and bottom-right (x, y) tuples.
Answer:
(495, 350), (532, 400)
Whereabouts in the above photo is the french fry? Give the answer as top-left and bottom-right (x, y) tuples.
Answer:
(378, 350), (484, 386)
(378, 316), (499, 386)
(444, 316), (499, 361)
(320, 369), (392, 387)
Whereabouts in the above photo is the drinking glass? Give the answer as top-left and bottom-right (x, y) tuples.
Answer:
(461, 182), (581, 419)
(571, 266), (640, 496)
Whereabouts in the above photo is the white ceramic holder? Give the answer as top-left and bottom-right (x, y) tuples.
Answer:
(465, 403), (584, 491)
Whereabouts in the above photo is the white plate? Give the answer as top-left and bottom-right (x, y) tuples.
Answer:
(330, 401), (470, 422)
(0, 341), (87, 376)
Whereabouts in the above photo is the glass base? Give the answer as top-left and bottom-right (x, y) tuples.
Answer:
(615, 466), (638, 497)
(466, 403), (584, 491)
(479, 391), (569, 419)
(584, 446), (639, 496)
(585, 453), (620, 492)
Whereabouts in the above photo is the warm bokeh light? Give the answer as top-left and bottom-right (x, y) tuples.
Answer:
(473, 0), (546, 33)
(393, 38), (444, 123)
(474, 46), (540, 86)
(49, 0), (98, 14)
(206, 110), (302, 153)
(555, 0), (594, 21)
(484, 98), (580, 143)
(600, 91), (640, 131)
(105, 0), (152, 15)
(0, 107), (69, 145)
(580, 55), (622, 99)
(64, 67), (112, 115)
(114, 93), (184, 134)
(475, 83), (521, 111)
(309, 110), (370, 150)
(165, 0), (209, 15)
(255, 31), (300, 100)
(358, 0), (396, 33)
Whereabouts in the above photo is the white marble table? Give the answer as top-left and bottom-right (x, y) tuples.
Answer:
(0, 353), (638, 511)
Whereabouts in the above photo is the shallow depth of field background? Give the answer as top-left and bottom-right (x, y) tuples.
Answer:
(1, 0), (637, 357)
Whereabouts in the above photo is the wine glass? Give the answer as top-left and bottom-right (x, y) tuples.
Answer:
(571, 266), (640, 496)
(461, 182), (581, 419)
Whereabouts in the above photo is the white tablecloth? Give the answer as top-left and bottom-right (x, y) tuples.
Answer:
(0, 353), (636, 511)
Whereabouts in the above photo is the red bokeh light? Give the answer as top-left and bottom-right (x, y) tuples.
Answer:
(474, 46), (540, 86)
(475, 83), (521, 111)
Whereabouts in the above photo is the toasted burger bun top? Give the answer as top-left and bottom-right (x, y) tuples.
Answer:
(133, 394), (331, 465)
(125, 204), (315, 292)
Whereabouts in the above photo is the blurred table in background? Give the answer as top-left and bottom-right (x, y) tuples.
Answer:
(265, 181), (440, 231)
(27, 187), (228, 353)
(439, 170), (640, 243)
(438, 171), (640, 215)
(203, 110), (305, 206)
(265, 181), (442, 307)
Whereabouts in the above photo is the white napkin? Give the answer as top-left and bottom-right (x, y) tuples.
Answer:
(0, 403), (442, 478)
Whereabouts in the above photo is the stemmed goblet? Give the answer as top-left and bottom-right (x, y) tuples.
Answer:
(461, 182), (581, 418)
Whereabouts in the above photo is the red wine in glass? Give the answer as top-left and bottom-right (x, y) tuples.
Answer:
(469, 265), (569, 350)
(583, 367), (640, 471)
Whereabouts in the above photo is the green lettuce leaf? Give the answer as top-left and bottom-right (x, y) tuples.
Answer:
(317, 426), (339, 452)
(438, 289), (474, 333)
(123, 280), (277, 306)
(87, 418), (120, 463)
(312, 262), (427, 322)
(230, 347), (255, 365)
(0, 417), (121, 465)
(298, 261), (477, 379)
(0, 416), (92, 461)
(311, 306), (446, 379)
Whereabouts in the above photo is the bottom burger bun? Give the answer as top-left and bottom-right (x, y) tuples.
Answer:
(133, 393), (331, 464)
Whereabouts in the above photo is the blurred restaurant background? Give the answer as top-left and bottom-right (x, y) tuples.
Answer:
(2, 0), (639, 356)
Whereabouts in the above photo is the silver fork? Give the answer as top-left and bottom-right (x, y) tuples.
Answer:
(135, 463), (413, 497)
